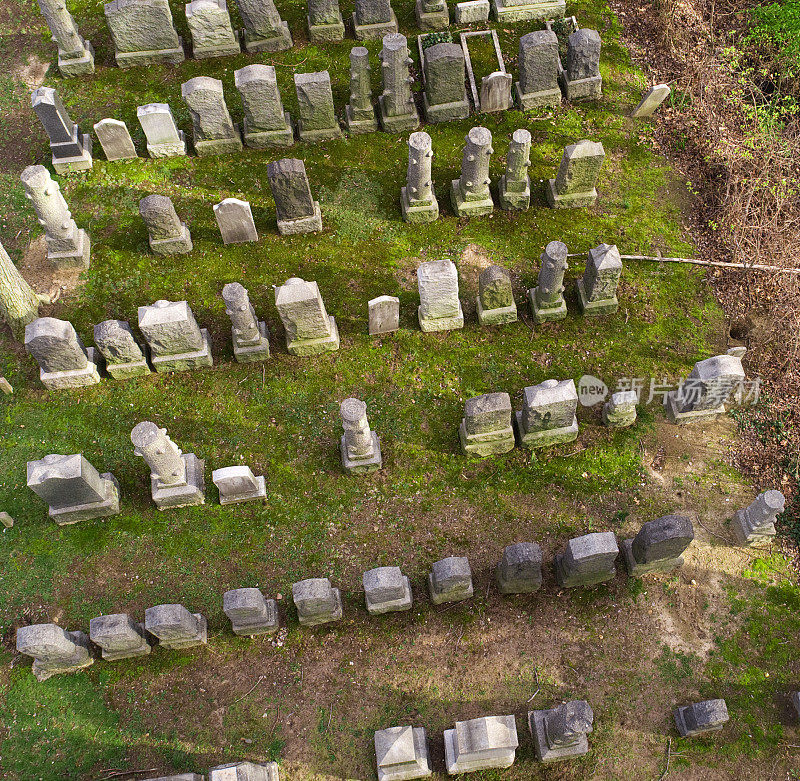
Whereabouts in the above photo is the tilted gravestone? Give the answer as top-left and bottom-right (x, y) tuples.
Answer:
(451, 127), (495, 217)
(32, 86), (93, 173)
(530, 700), (593, 763)
(368, 295), (400, 335)
(139, 195), (193, 255)
(378, 33), (420, 132)
(499, 129), (531, 210)
(308, 0), (345, 42)
(515, 31), (560, 110)
(137, 299), (212, 372)
(223, 588), (278, 636)
(554, 531), (618, 587)
(559, 29), (602, 102)
(353, 0), (398, 40)
(674, 699), (729, 738)
(215, 199), (259, 245)
(292, 577), (343, 626)
(731, 490), (785, 545)
(528, 241), (568, 323)
(237, 0), (292, 51)
(444, 715), (519, 773)
(235, 64), (294, 149)
(631, 84), (671, 118)
(36, 0), (95, 76)
(16, 623), (94, 681)
(401, 131), (438, 224)
(496, 542), (543, 594)
(25, 317), (101, 389)
(547, 139), (605, 208)
(182, 76), (242, 156)
(460, 392), (515, 456)
(89, 614), (152, 660)
(577, 243), (622, 315)
(104, 0), (185, 67)
(267, 158), (323, 235)
(622, 514), (694, 575)
(423, 43), (469, 123)
(374, 725), (431, 781)
(94, 119), (138, 161)
(213, 465), (267, 504)
(137, 103), (187, 158)
(428, 556), (473, 604)
(221, 282), (270, 362)
(416, 0), (449, 30)
(340, 397), (382, 474)
(476, 265), (516, 326)
(417, 259), (463, 332)
(663, 353), (745, 424)
(209, 762), (280, 780)
(185, 0), (240, 59)
(144, 604), (208, 648)
(602, 390), (637, 428)
(94, 319), (150, 379)
(294, 71), (342, 142)
(515, 378), (578, 448)
(274, 277), (339, 355)
(345, 47), (378, 134)
(363, 566), (412, 614)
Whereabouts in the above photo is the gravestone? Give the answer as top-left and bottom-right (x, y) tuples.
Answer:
(94, 119), (137, 161)
(104, 0), (185, 67)
(731, 490), (785, 545)
(623, 515), (694, 575)
(267, 159), (323, 235)
(292, 578), (343, 626)
(515, 378), (578, 448)
(577, 243), (622, 315)
(223, 588), (278, 635)
(496, 542), (542, 594)
(185, 0), (240, 59)
(308, 0), (345, 42)
(631, 84), (671, 118)
(401, 131), (438, 224)
(221, 282), (270, 362)
(27, 453), (120, 524)
(375, 725), (431, 781)
(499, 129), (531, 210)
(378, 33), (420, 132)
(137, 103), (187, 158)
(602, 390), (637, 428)
(0, 513), (14, 528)
(491, 0), (565, 23)
(340, 397), (382, 473)
(363, 566), (412, 614)
(213, 465), (267, 504)
(480, 71), (512, 112)
(94, 319), (150, 379)
(235, 64), (294, 149)
(444, 715), (519, 773)
(345, 48), (378, 134)
(144, 604), (208, 648)
(554, 531), (618, 587)
(25, 317), (101, 389)
(16, 623), (94, 681)
(21, 165), (91, 269)
(663, 353), (746, 424)
(89, 614), (152, 660)
(238, 0), (292, 51)
(416, 0), (449, 30)
(674, 700), (729, 738)
(459, 392), (515, 456)
(353, 0), (398, 40)
(209, 762), (280, 780)
(547, 139), (605, 208)
(417, 259), (463, 332)
(368, 296), (400, 335)
(455, 0), (489, 22)
(560, 29), (602, 102)
(528, 241), (568, 322)
(137, 299), (212, 372)
(36, 0), (95, 76)
(515, 31), (561, 110)
(451, 126), (495, 217)
(142, 775), (202, 781)
(294, 71), (342, 142)
(31, 88), (92, 173)
(428, 556), (473, 604)
(131, 421), (206, 508)
(530, 700), (593, 763)
(274, 277), (339, 355)
(139, 195), (193, 255)
(423, 43), (469, 123)
(182, 76), (242, 156)
(214, 199), (258, 245)
(476, 265), (516, 325)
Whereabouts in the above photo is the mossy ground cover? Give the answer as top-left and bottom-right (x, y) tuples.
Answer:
(0, 0), (799, 778)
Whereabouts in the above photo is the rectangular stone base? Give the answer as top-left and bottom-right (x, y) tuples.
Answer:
(345, 105), (378, 135)
(149, 223), (193, 255)
(418, 302), (464, 333)
(423, 94), (470, 123)
(243, 23), (293, 52)
(341, 433), (382, 474)
(308, 14), (346, 42)
(277, 202), (323, 236)
(663, 392), (726, 425)
(492, 0), (565, 21)
(52, 135), (93, 174)
(496, 565), (542, 594)
(554, 554), (615, 587)
(416, 0), (450, 28)
(730, 510), (775, 545)
(353, 9), (398, 39)
(515, 82), (561, 110)
(59, 42), (95, 77)
(193, 35), (241, 59)
(40, 352), (101, 390)
(116, 41), (185, 68)
(152, 453), (205, 510)
(515, 411), (578, 449)
(244, 114), (295, 148)
(379, 96), (421, 133)
(476, 297), (517, 326)
(151, 329), (212, 372)
(297, 119), (343, 143)
(459, 420), (515, 456)
(674, 707), (725, 738)
(451, 180), (495, 217)
(560, 73), (603, 102)
(365, 576), (412, 615)
(233, 322), (270, 364)
(106, 358), (151, 379)
(231, 602), (279, 636)
(49, 474), (120, 525)
(194, 126), (243, 157)
(546, 178), (597, 209)
(298, 589), (343, 626)
(101, 623), (151, 660)
(286, 315), (340, 356)
(159, 614), (208, 649)
(377, 727), (431, 781)
(622, 539), (683, 576)
(528, 289), (567, 323)
(147, 131), (187, 158)
(31, 631), (94, 682)
(401, 187), (439, 224)
(219, 474), (267, 505)
(530, 709), (589, 762)
(48, 228), (90, 270)
(444, 728), (515, 773)
(577, 279), (618, 316)
(498, 176), (530, 210)
(428, 575), (473, 605)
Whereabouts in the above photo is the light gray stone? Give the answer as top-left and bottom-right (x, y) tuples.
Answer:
(238, 0), (292, 52)
(104, 0), (184, 67)
(401, 131), (438, 224)
(480, 71), (512, 113)
(476, 265), (516, 326)
(139, 195), (193, 256)
(209, 761), (280, 780)
(353, 0), (397, 40)
(185, 0), (240, 59)
(213, 465), (267, 505)
(292, 577), (343, 626)
(416, 0), (448, 30)
(267, 158), (323, 235)
(215, 199), (258, 245)
(379, 33), (420, 132)
(363, 566), (412, 614)
(460, 392), (515, 457)
(340, 397), (382, 473)
(222, 588), (278, 636)
(182, 76), (242, 156)
(0, 512), (14, 528)
(577, 243), (622, 315)
(674, 699), (729, 738)
(417, 259), (463, 332)
(631, 83), (671, 118)
(451, 126), (495, 217)
(454, 0), (489, 22)
(528, 241), (568, 322)
(37, 0), (95, 76)
(491, 0), (565, 23)
(515, 378), (578, 448)
(515, 30), (561, 110)
(25, 317), (100, 389)
(144, 604), (207, 649)
(235, 64), (294, 149)
(499, 129), (531, 210)
(444, 715), (519, 773)
(423, 43), (469, 123)
(89, 614), (152, 660)
(308, 0), (345, 41)
(32, 86), (93, 173)
(547, 139), (605, 209)
(16, 623), (94, 681)
(623, 515), (694, 575)
(428, 556), (473, 604)
(368, 295), (400, 335)
(602, 390), (637, 428)
(731, 490), (785, 545)
(345, 47), (378, 134)
(294, 71), (342, 142)
(142, 776), (202, 781)
(530, 700), (593, 763)
(274, 277), (339, 355)
(560, 29), (602, 102)
(94, 118), (137, 161)
(137, 299), (212, 372)
(496, 542), (542, 594)
(375, 725), (431, 781)
(663, 353), (746, 424)
(554, 531), (618, 587)
(137, 103), (187, 158)
(94, 319), (150, 379)
(222, 282), (269, 362)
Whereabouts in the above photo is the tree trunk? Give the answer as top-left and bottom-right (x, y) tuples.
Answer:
(0, 240), (40, 341)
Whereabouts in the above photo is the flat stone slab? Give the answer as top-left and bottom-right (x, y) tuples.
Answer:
(530, 709), (589, 762)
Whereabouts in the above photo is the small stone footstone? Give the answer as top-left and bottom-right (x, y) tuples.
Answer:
(94, 319), (151, 379)
(476, 265), (517, 325)
(94, 119), (137, 161)
(444, 715), (519, 773)
(375, 725), (431, 781)
(38, 0), (95, 77)
(138, 300), (212, 372)
(459, 392), (515, 457)
(417, 259), (463, 332)
(267, 159), (323, 236)
(308, 0), (345, 42)
(238, 0), (292, 52)
(528, 241), (568, 323)
(363, 566), (412, 614)
(378, 34), (420, 133)
(137, 103), (187, 158)
(131, 421), (206, 509)
(215, 199), (258, 245)
(491, 0), (565, 23)
(498, 129), (531, 210)
(222, 282), (270, 363)
(674, 699), (729, 738)
(663, 353), (745, 424)
(577, 243), (622, 316)
(515, 378), (578, 448)
(223, 588), (279, 636)
(144, 604), (208, 649)
(104, 0), (185, 68)
(27, 454), (120, 524)
(292, 578), (343, 626)
(423, 43), (469, 123)
(25, 317), (101, 389)
(554, 531), (618, 587)
(89, 614), (152, 660)
(182, 76), (243, 157)
(185, 0), (240, 59)
(631, 83), (671, 118)
(368, 296), (400, 335)
(547, 139), (605, 209)
(496, 541), (542, 594)
(294, 71), (342, 142)
(602, 390), (637, 428)
(480, 71), (512, 113)
(451, 127), (495, 218)
(559, 29), (602, 102)
(139, 195), (193, 255)
(428, 556), (473, 605)
(213, 465), (267, 504)
(345, 47), (378, 134)
(353, 0), (398, 40)
(515, 31), (561, 110)
(209, 761), (280, 780)
(16, 623), (95, 681)
(340, 398), (382, 474)
(622, 515), (694, 576)
(455, 0), (489, 22)
(274, 277), (339, 355)
(401, 132), (439, 224)
(529, 700), (593, 763)
(416, 0), (449, 30)
(0, 512), (13, 528)
(731, 489), (785, 545)
(31, 87), (93, 173)
(235, 64), (294, 150)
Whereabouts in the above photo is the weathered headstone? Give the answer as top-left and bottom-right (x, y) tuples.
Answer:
(137, 103), (187, 158)
(476, 265), (517, 325)
(214, 199), (258, 244)
(238, 0), (292, 51)
(25, 317), (101, 389)
(221, 281), (270, 362)
(528, 241), (568, 323)
(131, 421), (206, 508)
(515, 31), (560, 110)
(515, 378), (578, 448)
(631, 84), (671, 118)
(235, 65), (294, 149)
(267, 158), (323, 235)
(0, 238), (40, 341)
(401, 131), (438, 224)
(223, 588), (278, 635)
(496, 542), (542, 594)
(21, 165), (91, 269)
(94, 319), (151, 379)
(209, 762), (280, 781)
(459, 392), (515, 456)
(340, 397), (382, 474)
(274, 277), (339, 355)
(559, 29), (602, 102)
(674, 700), (729, 738)
(37, 0), (95, 76)
(31, 87), (92, 173)
(623, 515), (694, 575)
(137, 299), (212, 372)
(450, 126), (495, 217)
(104, 0), (185, 67)
(374, 725), (431, 781)
(363, 566), (412, 614)
(546, 139), (605, 208)
(353, 0), (398, 39)
(27, 453), (120, 524)
(428, 556), (473, 604)
(89, 614), (152, 660)
(292, 577), (343, 626)
(417, 259), (463, 332)
(213, 465), (267, 504)
(294, 71), (343, 142)
(491, 0), (565, 23)
(185, 0), (240, 59)
(139, 195), (193, 255)
(93, 119), (137, 161)
(455, 0), (488, 21)
(308, 0), (345, 42)
(368, 295), (400, 335)
(554, 531), (618, 587)
(378, 33), (420, 132)
(663, 353), (746, 424)
(480, 71), (512, 113)
(444, 715), (519, 773)
(602, 390), (637, 428)
(345, 47), (378, 134)
(182, 76), (242, 156)
(16, 623), (94, 681)
(577, 243), (622, 315)
(529, 700), (593, 762)
(498, 129), (531, 210)
(144, 604), (208, 648)
(416, 0), (449, 30)
(423, 43), (469, 123)
(731, 490), (785, 545)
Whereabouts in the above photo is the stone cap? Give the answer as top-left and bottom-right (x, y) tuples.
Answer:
(89, 613), (138, 642)
(609, 390), (638, 407)
(466, 125), (492, 147)
(563, 531), (618, 566)
(511, 128), (532, 145)
(678, 698), (729, 730)
(502, 541), (542, 567)
(588, 243), (622, 272)
(235, 63), (278, 88)
(340, 397), (367, 424)
(16, 622), (73, 656)
(520, 29), (558, 48)
(431, 556), (471, 588)
(375, 725), (418, 767)
(181, 75), (224, 99)
(425, 42), (464, 63)
(137, 102), (173, 118)
(382, 32), (409, 52)
(464, 392), (511, 418)
(294, 70), (331, 87)
(691, 354), (745, 382)
(417, 259), (457, 285)
(223, 587), (267, 615)
(409, 131), (432, 152)
(523, 378), (578, 408)
(292, 578), (335, 611)
(757, 489), (786, 512)
(363, 566), (405, 599)
(20, 164), (53, 190)
(564, 139), (605, 160)
(138, 299), (191, 328)
(267, 158), (307, 179)
(275, 277), (319, 306)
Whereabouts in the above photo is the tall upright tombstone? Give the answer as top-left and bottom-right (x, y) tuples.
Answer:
(491, 0), (564, 23)
(416, 0), (449, 30)
(515, 31), (561, 110)
(577, 243), (622, 315)
(401, 131), (438, 224)
(36, 0), (95, 76)
(137, 103), (187, 158)
(345, 48), (378, 134)
(274, 277), (340, 355)
(137, 299), (213, 372)
(663, 353), (746, 424)
(31, 87), (93, 173)
(214, 199), (258, 244)
(94, 319), (151, 379)
(353, 0), (398, 40)
(498, 129), (531, 210)
(417, 259), (463, 332)
(25, 317), (101, 389)
(368, 296), (400, 336)
(104, 0), (185, 67)
(378, 33), (420, 133)
(451, 126), (495, 217)
(267, 158), (323, 235)
(308, 0), (345, 42)
(423, 43), (469, 123)
(94, 119), (138, 161)
(476, 265), (516, 325)
(560, 29), (602, 102)
(546, 139), (605, 209)
(221, 282), (270, 362)
(238, 0), (292, 52)
(235, 64), (294, 149)
(185, 0), (241, 59)
(139, 195), (193, 255)
(294, 71), (342, 142)
(515, 378), (578, 448)
(528, 241), (568, 322)
(182, 76), (242, 156)
(0, 238), (40, 341)
(16, 624), (94, 682)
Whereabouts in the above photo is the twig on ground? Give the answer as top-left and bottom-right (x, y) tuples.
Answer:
(657, 737), (672, 780)
(526, 688), (541, 703)
(98, 770), (157, 780)
(328, 701), (334, 729)
(230, 675), (266, 705)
